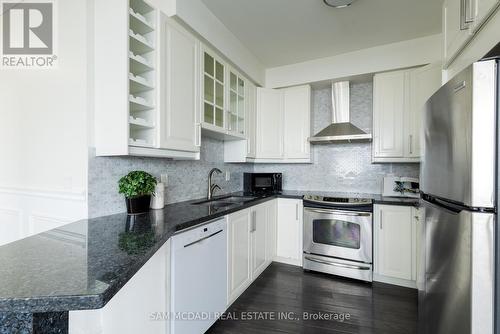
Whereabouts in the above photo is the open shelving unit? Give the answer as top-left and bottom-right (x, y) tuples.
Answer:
(128, 0), (157, 148)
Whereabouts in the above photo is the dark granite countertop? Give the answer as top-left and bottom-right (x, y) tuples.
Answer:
(0, 190), (418, 313)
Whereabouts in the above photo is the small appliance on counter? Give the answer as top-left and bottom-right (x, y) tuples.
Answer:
(243, 173), (282, 194)
(382, 176), (420, 198)
(302, 194), (374, 282)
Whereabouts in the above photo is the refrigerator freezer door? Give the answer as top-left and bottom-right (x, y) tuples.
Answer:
(420, 200), (494, 334)
(421, 60), (496, 208)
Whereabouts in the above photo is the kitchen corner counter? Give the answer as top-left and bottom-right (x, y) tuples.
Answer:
(0, 193), (276, 313)
(0, 190), (419, 314)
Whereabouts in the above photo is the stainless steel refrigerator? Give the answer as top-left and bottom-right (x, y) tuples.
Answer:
(419, 59), (497, 334)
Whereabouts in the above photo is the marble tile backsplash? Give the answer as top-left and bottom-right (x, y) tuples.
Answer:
(254, 82), (420, 193)
(88, 138), (253, 218)
(88, 82), (419, 217)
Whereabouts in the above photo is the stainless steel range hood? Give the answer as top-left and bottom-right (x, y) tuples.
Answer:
(309, 81), (372, 144)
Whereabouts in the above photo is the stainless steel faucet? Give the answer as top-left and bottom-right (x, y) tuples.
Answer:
(207, 168), (222, 200)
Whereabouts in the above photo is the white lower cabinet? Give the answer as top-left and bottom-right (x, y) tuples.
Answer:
(374, 204), (420, 288)
(265, 199), (278, 262)
(69, 241), (170, 334)
(227, 208), (252, 305)
(275, 199), (303, 266)
(251, 204), (268, 278)
(227, 200), (277, 306)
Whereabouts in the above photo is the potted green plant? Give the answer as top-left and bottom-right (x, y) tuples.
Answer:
(118, 171), (157, 215)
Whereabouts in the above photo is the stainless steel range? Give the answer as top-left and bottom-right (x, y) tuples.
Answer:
(302, 194), (373, 282)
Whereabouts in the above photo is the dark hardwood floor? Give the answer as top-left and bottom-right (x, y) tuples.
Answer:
(207, 263), (417, 334)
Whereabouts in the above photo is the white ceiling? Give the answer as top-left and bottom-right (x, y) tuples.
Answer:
(201, 0), (442, 68)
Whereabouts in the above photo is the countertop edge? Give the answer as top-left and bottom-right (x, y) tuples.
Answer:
(0, 192), (418, 313)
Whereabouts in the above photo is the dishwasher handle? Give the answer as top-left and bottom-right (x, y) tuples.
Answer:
(183, 229), (224, 248)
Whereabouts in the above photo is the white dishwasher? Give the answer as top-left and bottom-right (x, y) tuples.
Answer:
(170, 218), (227, 334)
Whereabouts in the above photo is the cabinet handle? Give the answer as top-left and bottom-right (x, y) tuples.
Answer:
(295, 203), (299, 220)
(380, 211), (383, 229)
(195, 123), (201, 147)
(460, 0), (474, 30)
(409, 135), (413, 155)
(251, 211), (257, 232)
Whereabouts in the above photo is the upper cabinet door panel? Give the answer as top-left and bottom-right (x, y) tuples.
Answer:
(202, 48), (226, 130)
(443, 0), (473, 63)
(160, 16), (199, 152)
(407, 63), (442, 158)
(228, 69), (246, 136)
(283, 85), (311, 159)
(256, 88), (284, 159)
(246, 82), (257, 158)
(473, 0), (500, 31)
(373, 71), (406, 158)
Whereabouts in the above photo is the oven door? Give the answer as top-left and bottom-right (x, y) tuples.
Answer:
(303, 207), (372, 263)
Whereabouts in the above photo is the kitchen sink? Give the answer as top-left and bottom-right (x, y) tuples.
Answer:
(192, 196), (257, 206)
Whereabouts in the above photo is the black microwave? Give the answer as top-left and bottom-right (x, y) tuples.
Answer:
(244, 173), (282, 194)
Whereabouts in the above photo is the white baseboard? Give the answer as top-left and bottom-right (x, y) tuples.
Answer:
(273, 256), (302, 267)
(373, 273), (417, 289)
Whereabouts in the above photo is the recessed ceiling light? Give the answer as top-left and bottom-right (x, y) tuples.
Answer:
(323, 0), (356, 8)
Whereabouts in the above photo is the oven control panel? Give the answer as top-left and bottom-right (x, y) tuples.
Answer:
(303, 194), (372, 206)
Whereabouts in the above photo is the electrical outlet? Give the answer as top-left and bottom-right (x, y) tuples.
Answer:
(161, 173), (168, 187)
(225, 170), (230, 181)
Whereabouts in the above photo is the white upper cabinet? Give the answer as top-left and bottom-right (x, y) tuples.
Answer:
(227, 68), (247, 137)
(94, 0), (199, 159)
(373, 70), (407, 160)
(283, 85), (311, 160)
(159, 15), (200, 153)
(200, 46), (247, 140)
(406, 63), (442, 158)
(443, 0), (473, 65)
(473, 0), (500, 31)
(246, 81), (257, 159)
(251, 85), (311, 163)
(373, 64), (441, 163)
(443, 0), (500, 66)
(255, 88), (285, 159)
(201, 46), (226, 133)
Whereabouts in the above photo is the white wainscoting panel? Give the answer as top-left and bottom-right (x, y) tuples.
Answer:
(0, 187), (87, 246)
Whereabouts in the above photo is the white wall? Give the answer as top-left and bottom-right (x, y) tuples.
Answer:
(0, 0), (89, 245)
(169, 0), (266, 85)
(265, 34), (442, 88)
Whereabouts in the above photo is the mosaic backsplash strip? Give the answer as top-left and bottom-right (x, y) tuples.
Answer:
(88, 138), (253, 218)
(254, 82), (420, 192)
(88, 82), (419, 217)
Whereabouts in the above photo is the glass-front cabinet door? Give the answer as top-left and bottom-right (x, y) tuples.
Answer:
(228, 68), (246, 136)
(202, 49), (225, 129)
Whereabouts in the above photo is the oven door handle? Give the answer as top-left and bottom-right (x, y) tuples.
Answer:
(304, 207), (371, 217)
(304, 256), (371, 271)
